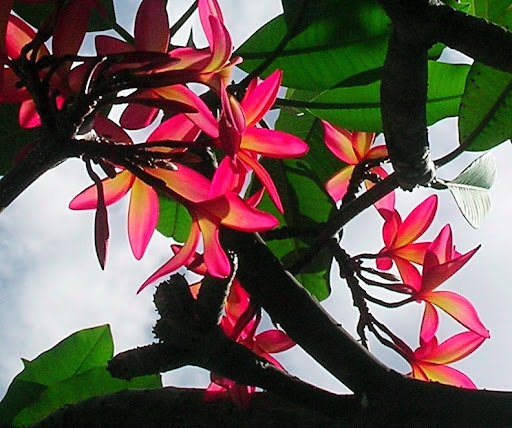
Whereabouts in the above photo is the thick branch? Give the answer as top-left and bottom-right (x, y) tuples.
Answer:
(221, 229), (394, 397)
(0, 135), (77, 212)
(33, 388), (351, 427)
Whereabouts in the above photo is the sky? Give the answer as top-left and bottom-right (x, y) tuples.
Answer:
(1, 0), (512, 401)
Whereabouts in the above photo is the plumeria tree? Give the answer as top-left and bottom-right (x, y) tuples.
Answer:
(1, 0), (512, 425)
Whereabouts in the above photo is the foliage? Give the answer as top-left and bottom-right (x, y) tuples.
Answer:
(0, 325), (161, 426)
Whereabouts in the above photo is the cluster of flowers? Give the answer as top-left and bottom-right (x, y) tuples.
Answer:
(324, 122), (489, 388)
(1, 0), (488, 406)
(1, 0), (302, 406)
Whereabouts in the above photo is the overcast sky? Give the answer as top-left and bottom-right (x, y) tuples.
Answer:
(1, 0), (512, 400)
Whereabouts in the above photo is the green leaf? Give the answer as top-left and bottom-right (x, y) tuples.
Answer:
(252, 94), (340, 301)
(294, 62), (469, 132)
(444, 152), (496, 228)
(14, 0), (116, 33)
(458, 1), (512, 151)
(0, 104), (39, 175)
(13, 367), (159, 427)
(156, 194), (192, 242)
(459, 64), (512, 151)
(236, 0), (391, 90)
(0, 325), (161, 426)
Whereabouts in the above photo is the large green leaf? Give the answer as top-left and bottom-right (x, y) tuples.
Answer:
(0, 104), (39, 175)
(14, 0), (116, 33)
(459, 64), (512, 151)
(0, 325), (161, 426)
(236, 0), (390, 90)
(458, 1), (512, 151)
(285, 62), (469, 132)
(252, 91), (340, 301)
(156, 194), (192, 242)
(443, 152), (496, 228)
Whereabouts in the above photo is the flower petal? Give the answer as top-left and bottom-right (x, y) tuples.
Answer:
(134, 0), (169, 52)
(241, 127), (308, 158)
(241, 70), (281, 126)
(423, 290), (490, 338)
(325, 166), (355, 202)
(395, 258), (422, 292)
(150, 164), (212, 202)
(322, 121), (358, 164)
(200, 193), (279, 231)
(421, 246), (480, 293)
(414, 362), (477, 389)
(148, 114), (200, 142)
(420, 301), (439, 344)
(69, 170), (135, 210)
(138, 221), (201, 293)
(352, 131), (375, 160)
(255, 330), (295, 353)
(394, 195), (437, 248)
(197, 214), (231, 278)
(393, 242), (430, 265)
(153, 84), (219, 137)
(198, 0), (224, 46)
(424, 331), (486, 365)
(238, 151), (283, 213)
(128, 179), (159, 260)
(203, 16), (231, 73)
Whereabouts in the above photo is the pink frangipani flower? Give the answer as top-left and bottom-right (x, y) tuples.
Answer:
(323, 121), (392, 210)
(397, 330), (486, 389)
(376, 195), (438, 281)
(399, 224), (489, 342)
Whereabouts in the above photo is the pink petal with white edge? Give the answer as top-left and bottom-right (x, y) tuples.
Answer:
(135, 0), (169, 52)
(197, 214), (231, 278)
(394, 195), (437, 248)
(415, 362), (477, 389)
(128, 179), (159, 260)
(424, 331), (486, 365)
(325, 166), (355, 202)
(255, 330), (295, 353)
(241, 127), (308, 158)
(420, 301), (439, 343)
(423, 290), (490, 338)
(322, 121), (358, 164)
(138, 221), (201, 293)
(241, 70), (281, 126)
(69, 170), (135, 210)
